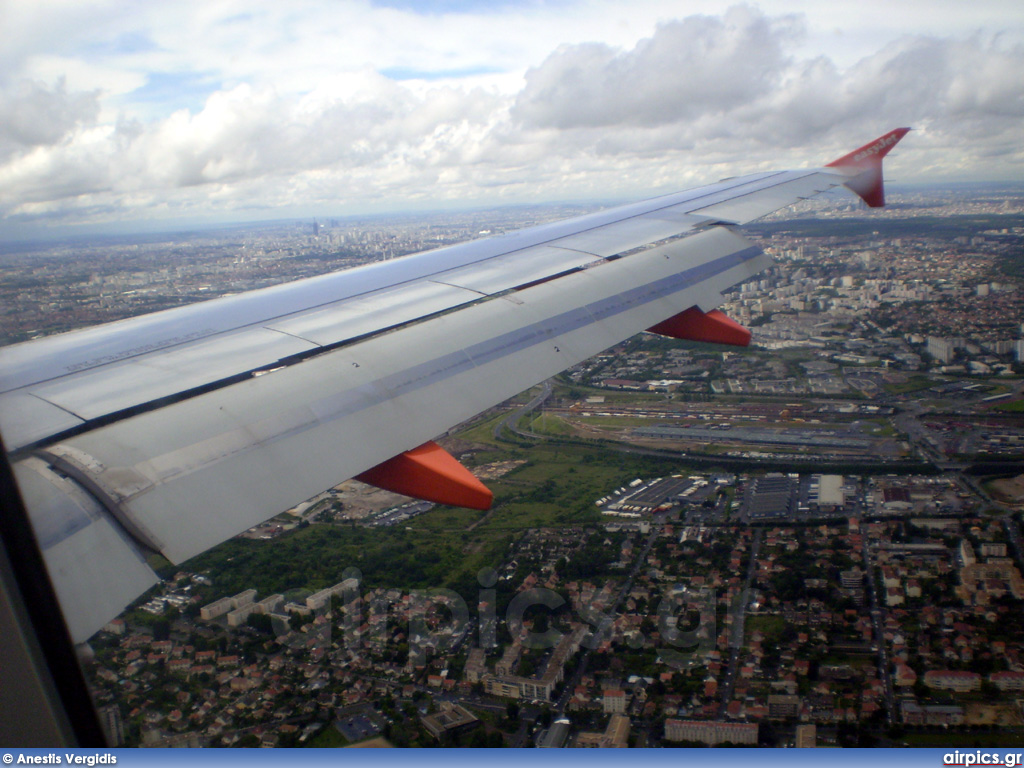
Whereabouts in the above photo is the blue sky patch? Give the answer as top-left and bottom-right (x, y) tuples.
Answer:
(371, 0), (558, 14)
(381, 65), (505, 81)
(83, 31), (159, 56)
(126, 71), (222, 113)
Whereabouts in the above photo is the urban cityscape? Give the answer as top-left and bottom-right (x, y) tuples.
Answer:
(3, 183), (1024, 748)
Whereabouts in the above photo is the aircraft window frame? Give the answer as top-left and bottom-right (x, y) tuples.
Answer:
(0, 432), (106, 746)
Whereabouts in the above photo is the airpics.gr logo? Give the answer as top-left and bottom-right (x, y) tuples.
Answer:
(270, 567), (720, 669)
(852, 133), (903, 163)
(943, 751), (1023, 767)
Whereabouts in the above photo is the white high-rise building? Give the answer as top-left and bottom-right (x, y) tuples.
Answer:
(928, 337), (956, 364)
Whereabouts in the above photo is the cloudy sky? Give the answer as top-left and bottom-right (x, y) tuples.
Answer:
(1, 0), (1023, 237)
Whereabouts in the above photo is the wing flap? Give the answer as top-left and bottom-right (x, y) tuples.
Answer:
(27, 327), (319, 422)
(13, 458), (160, 643)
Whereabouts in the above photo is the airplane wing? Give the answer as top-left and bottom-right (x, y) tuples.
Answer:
(0, 128), (910, 643)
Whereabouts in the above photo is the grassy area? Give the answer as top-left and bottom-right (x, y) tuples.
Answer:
(995, 399), (1024, 413)
(185, 518), (507, 597)
(560, 387), (668, 404)
(177, 413), (704, 623)
(184, 435), (678, 600)
(306, 725), (348, 747)
(480, 501), (567, 530)
(409, 506), (489, 532)
(745, 615), (788, 644)
(524, 413), (575, 436)
(456, 410), (515, 446)
(863, 419), (899, 437)
(882, 376), (935, 395)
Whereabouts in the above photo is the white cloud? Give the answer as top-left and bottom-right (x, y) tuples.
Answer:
(0, 79), (100, 152)
(0, 2), (1022, 231)
(512, 18), (1024, 178)
(513, 7), (803, 130)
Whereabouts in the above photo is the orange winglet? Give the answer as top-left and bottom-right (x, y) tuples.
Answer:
(356, 441), (493, 510)
(648, 306), (751, 347)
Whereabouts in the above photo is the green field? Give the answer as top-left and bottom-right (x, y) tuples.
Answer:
(306, 725), (349, 748)
(882, 376), (936, 395)
(180, 437), (685, 602)
(523, 412), (576, 436)
(863, 419), (899, 437)
(995, 400), (1024, 413)
(457, 410), (517, 446)
(745, 615), (788, 645)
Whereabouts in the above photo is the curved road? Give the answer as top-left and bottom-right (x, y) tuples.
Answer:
(493, 380), (554, 440)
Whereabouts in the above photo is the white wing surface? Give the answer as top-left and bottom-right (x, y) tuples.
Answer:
(0, 129), (910, 642)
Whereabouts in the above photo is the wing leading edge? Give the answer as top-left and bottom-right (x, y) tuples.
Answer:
(0, 129), (909, 642)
